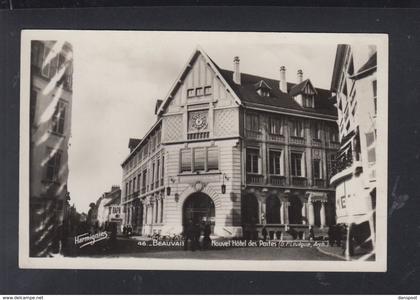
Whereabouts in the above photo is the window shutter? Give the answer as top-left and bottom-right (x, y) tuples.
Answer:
(181, 149), (192, 172)
(207, 147), (218, 170)
(194, 148), (205, 171)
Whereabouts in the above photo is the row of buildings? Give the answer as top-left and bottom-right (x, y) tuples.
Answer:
(29, 40), (74, 256)
(116, 45), (378, 243)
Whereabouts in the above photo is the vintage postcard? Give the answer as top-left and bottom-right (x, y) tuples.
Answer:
(19, 30), (388, 271)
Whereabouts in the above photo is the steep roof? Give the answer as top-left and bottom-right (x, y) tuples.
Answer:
(217, 68), (337, 117)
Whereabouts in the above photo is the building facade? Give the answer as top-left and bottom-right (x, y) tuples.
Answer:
(121, 47), (339, 239)
(29, 40), (73, 256)
(329, 44), (377, 248)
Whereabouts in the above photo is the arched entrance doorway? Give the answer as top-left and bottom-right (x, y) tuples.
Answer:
(241, 194), (259, 225)
(288, 195), (303, 224)
(183, 192), (215, 233)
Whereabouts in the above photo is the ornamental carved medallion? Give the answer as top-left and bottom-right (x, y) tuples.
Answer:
(188, 110), (208, 131)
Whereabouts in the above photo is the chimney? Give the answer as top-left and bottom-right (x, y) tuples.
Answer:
(233, 56), (241, 85)
(279, 66), (287, 93)
(297, 69), (303, 83)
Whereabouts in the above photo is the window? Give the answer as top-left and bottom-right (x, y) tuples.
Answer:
(207, 147), (219, 171)
(257, 88), (270, 97)
(372, 80), (377, 115)
(246, 148), (259, 173)
(303, 95), (314, 108)
(313, 122), (321, 140)
(269, 150), (283, 175)
(51, 101), (66, 134)
(137, 174), (141, 190)
(291, 119), (304, 137)
(45, 149), (62, 182)
(196, 87), (203, 97)
(246, 113), (260, 132)
(313, 159), (322, 179)
(125, 183), (129, 198)
(291, 152), (305, 177)
(193, 148), (205, 171)
(187, 89), (194, 98)
(181, 149), (192, 172)
(160, 198), (164, 223)
(156, 159), (160, 184)
(142, 170), (147, 190)
(204, 86), (212, 95)
(161, 156), (165, 179)
(270, 117), (283, 135)
(133, 177), (136, 192)
(180, 147), (219, 173)
(30, 89), (38, 125)
(330, 126), (339, 143)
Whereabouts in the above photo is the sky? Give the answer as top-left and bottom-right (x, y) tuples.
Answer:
(47, 31), (342, 213)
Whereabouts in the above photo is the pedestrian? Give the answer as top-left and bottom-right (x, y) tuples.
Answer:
(262, 226), (268, 241)
(192, 222), (202, 251)
(202, 222), (212, 250)
(183, 219), (194, 251)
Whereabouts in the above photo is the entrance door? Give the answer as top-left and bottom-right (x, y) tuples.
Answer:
(183, 192), (215, 233)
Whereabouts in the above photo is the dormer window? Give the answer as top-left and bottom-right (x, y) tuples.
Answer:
(187, 89), (194, 98)
(303, 94), (314, 108)
(255, 80), (271, 97)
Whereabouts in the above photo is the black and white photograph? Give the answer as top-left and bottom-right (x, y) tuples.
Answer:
(19, 30), (388, 271)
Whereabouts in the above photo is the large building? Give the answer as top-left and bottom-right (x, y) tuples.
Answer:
(29, 41), (73, 256)
(121, 47), (339, 239)
(330, 45), (377, 250)
(94, 186), (123, 232)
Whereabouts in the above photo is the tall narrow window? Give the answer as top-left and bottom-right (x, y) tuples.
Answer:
(246, 113), (260, 132)
(137, 174), (141, 190)
(51, 101), (66, 134)
(270, 117), (283, 135)
(181, 149), (192, 172)
(193, 148), (205, 171)
(133, 177), (136, 192)
(246, 148), (259, 173)
(156, 159), (160, 184)
(291, 152), (304, 177)
(313, 122), (321, 140)
(45, 149), (62, 182)
(207, 147), (219, 171)
(161, 156), (165, 179)
(291, 119), (304, 137)
(330, 126), (339, 143)
(269, 150), (283, 175)
(313, 159), (322, 179)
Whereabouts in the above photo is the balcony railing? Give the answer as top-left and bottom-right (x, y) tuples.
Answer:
(187, 132), (209, 140)
(311, 139), (322, 147)
(268, 134), (285, 143)
(269, 175), (286, 186)
(291, 177), (307, 187)
(290, 136), (305, 145)
(313, 178), (327, 188)
(330, 151), (354, 177)
(246, 174), (264, 185)
(245, 130), (263, 140)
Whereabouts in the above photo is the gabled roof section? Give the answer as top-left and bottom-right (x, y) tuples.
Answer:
(156, 46), (242, 116)
(217, 69), (337, 117)
(289, 79), (317, 97)
(254, 80), (272, 90)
